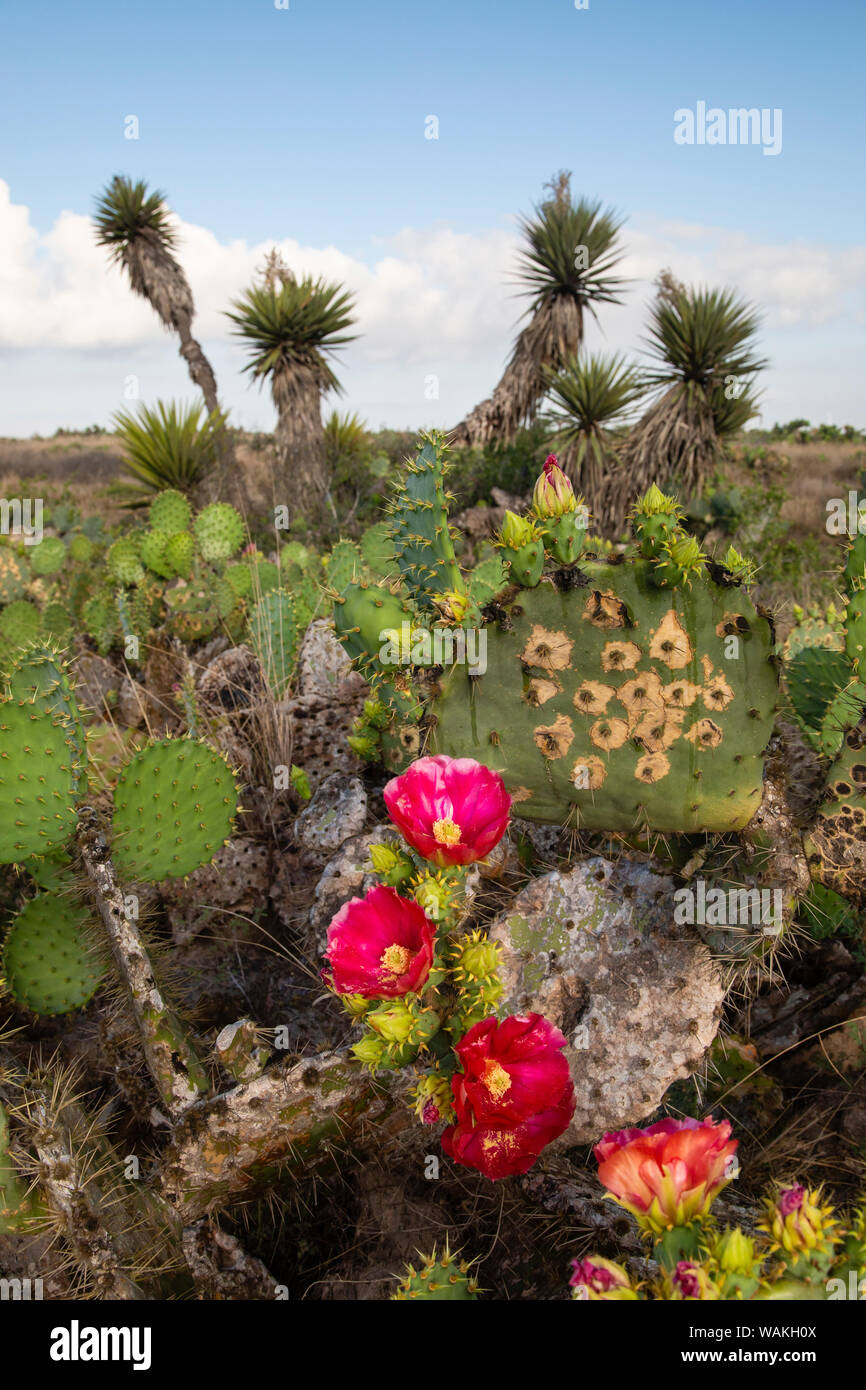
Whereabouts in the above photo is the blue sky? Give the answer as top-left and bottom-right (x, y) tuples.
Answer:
(1, 0), (864, 434)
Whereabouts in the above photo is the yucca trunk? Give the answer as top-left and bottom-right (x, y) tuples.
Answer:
(272, 365), (328, 508)
(609, 384), (719, 532)
(453, 297), (583, 448)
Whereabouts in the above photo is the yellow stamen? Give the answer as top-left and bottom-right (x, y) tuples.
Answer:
(380, 944), (411, 977)
(482, 1060), (512, 1101)
(432, 817), (461, 847)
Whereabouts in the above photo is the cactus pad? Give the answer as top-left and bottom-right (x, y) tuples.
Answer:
(193, 502), (245, 561)
(150, 489), (192, 534)
(429, 565), (777, 831)
(0, 701), (79, 861)
(1, 891), (106, 1015)
(111, 737), (239, 881)
(106, 538), (145, 586)
(392, 1245), (479, 1300)
(0, 550), (29, 604)
(29, 537), (67, 576)
(249, 590), (298, 696)
(0, 599), (43, 652)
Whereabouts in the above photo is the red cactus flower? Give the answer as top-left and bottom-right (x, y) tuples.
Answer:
(440, 1013), (575, 1180)
(383, 755), (511, 868)
(324, 884), (435, 999)
(441, 1098), (575, 1180)
(451, 1013), (573, 1124)
(594, 1116), (737, 1233)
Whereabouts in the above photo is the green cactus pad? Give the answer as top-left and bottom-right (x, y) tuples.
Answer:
(0, 550), (29, 604)
(82, 594), (117, 653)
(225, 562), (253, 598)
(165, 530), (195, 579)
(805, 716), (866, 908)
(149, 489), (192, 534)
(787, 646), (851, 748)
(1, 891), (106, 1016)
(68, 533), (95, 564)
(387, 433), (464, 612)
(324, 539), (364, 596)
(359, 521), (397, 578)
(0, 600), (43, 652)
(334, 581), (416, 668)
(29, 537), (67, 576)
(111, 737), (239, 881)
(0, 700), (80, 861)
(392, 1246), (479, 1300)
(5, 645), (87, 776)
(106, 538), (145, 586)
(428, 564), (777, 831)
(249, 590), (298, 697)
(193, 502), (245, 561)
(139, 529), (175, 578)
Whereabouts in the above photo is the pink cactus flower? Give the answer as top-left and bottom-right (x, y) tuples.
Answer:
(324, 884), (435, 999)
(383, 755), (511, 868)
(451, 1013), (573, 1124)
(441, 1098), (575, 1181)
(440, 1013), (575, 1180)
(594, 1116), (738, 1233)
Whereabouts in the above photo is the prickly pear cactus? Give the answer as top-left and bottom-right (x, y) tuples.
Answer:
(335, 434), (779, 833)
(432, 565), (777, 830)
(248, 590), (299, 697)
(150, 488), (192, 534)
(0, 700), (80, 861)
(193, 502), (245, 561)
(111, 736), (239, 881)
(391, 1245), (479, 1300)
(1, 891), (106, 1015)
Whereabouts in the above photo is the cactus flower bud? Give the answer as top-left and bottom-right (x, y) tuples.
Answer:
(569, 1256), (636, 1301)
(367, 1000), (416, 1045)
(412, 873), (453, 923)
(497, 510), (536, 550)
(714, 1226), (757, 1274)
(452, 930), (502, 982)
(670, 1260), (720, 1301)
(761, 1184), (838, 1258)
(433, 590), (470, 623)
(368, 843), (401, 875)
(352, 1032), (387, 1068)
(532, 454), (577, 518)
(413, 1072), (455, 1126)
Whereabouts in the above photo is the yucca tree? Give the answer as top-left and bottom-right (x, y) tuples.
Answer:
(619, 272), (766, 515)
(113, 400), (228, 493)
(452, 173), (626, 448)
(226, 267), (357, 506)
(94, 176), (220, 416)
(543, 352), (646, 530)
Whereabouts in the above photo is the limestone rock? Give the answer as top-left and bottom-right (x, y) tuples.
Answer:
(296, 619), (355, 701)
(487, 856), (725, 1144)
(296, 773), (368, 857)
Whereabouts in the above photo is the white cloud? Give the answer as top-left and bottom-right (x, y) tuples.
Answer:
(0, 178), (864, 433)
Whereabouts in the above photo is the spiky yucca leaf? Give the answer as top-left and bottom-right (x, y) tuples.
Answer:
(226, 277), (357, 396)
(113, 400), (228, 492)
(543, 352), (645, 518)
